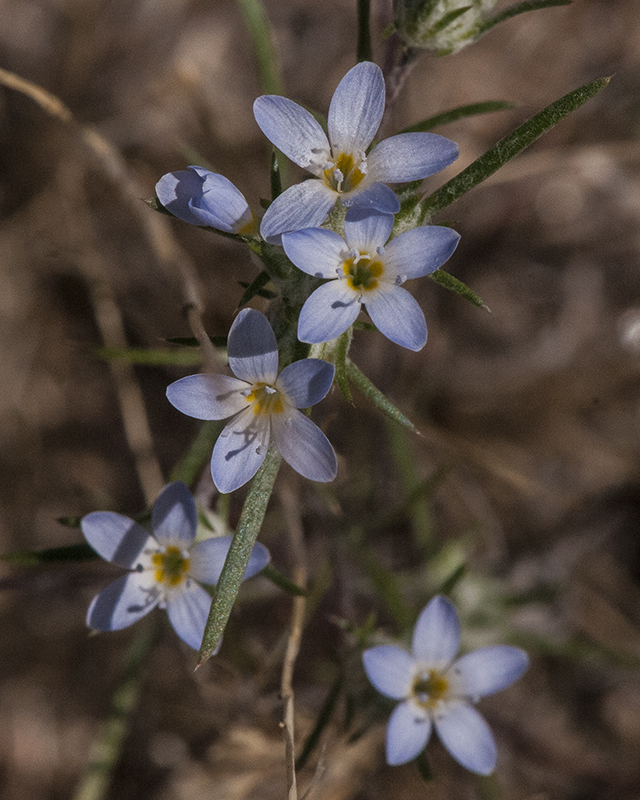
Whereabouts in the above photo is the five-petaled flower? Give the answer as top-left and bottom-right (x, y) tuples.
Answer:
(81, 481), (270, 650)
(253, 60), (459, 243)
(282, 208), (460, 351)
(362, 595), (528, 774)
(166, 308), (337, 494)
(155, 166), (256, 236)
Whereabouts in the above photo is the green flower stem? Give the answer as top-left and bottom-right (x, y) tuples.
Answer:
(418, 76), (610, 220)
(198, 443), (282, 665)
(346, 359), (417, 433)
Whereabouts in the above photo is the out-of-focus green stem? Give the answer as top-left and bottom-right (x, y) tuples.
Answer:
(170, 420), (222, 487)
(234, 0), (282, 94)
(198, 443), (282, 665)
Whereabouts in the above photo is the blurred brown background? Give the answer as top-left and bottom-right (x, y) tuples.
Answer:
(1, 0), (640, 798)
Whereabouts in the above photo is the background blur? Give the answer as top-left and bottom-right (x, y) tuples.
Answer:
(1, 0), (640, 798)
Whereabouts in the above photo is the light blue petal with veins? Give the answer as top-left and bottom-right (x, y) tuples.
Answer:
(156, 168), (207, 226)
(343, 182), (400, 214)
(166, 374), (249, 421)
(211, 408), (269, 493)
(276, 359), (335, 408)
(227, 309), (279, 384)
(382, 225), (460, 280)
(434, 704), (497, 775)
(253, 95), (330, 173)
(386, 701), (432, 766)
(271, 409), (337, 482)
(151, 481), (197, 546)
(166, 581), (215, 651)
(298, 281), (361, 344)
(260, 181), (336, 245)
(189, 537), (271, 585)
(328, 61), (385, 155)
(412, 595), (460, 668)
(451, 646), (529, 698)
(282, 228), (346, 279)
(364, 285), (428, 351)
(81, 512), (154, 569)
(362, 645), (415, 699)
(87, 572), (159, 632)
(344, 208), (394, 252)
(367, 132), (459, 183)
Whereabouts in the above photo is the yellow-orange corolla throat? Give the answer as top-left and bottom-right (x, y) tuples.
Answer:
(152, 546), (190, 587)
(246, 383), (286, 416)
(344, 254), (384, 292)
(324, 152), (366, 194)
(412, 668), (450, 710)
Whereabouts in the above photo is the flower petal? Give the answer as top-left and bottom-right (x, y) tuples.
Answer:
(367, 132), (459, 183)
(166, 581), (215, 651)
(344, 182), (400, 214)
(272, 408), (337, 482)
(382, 225), (461, 280)
(282, 227), (346, 279)
(151, 481), (197, 546)
(434, 704), (497, 775)
(412, 595), (460, 669)
(189, 537), (271, 584)
(81, 512), (154, 569)
(227, 309), (278, 384)
(155, 168), (208, 226)
(362, 645), (415, 699)
(86, 572), (159, 631)
(189, 168), (253, 233)
(276, 358), (335, 408)
(451, 646), (529, 698)
(364, 285), (427, 351)
(298, 281), (361, 344)
(260, 181), (336, 245)
(210, 409), (269, 493)
(385, 701), (432, 766)
(344, 207), (394, 252)
(253, 95), (330, 172)
(166, 374), (250, 421)
(328, 61), (385, 155)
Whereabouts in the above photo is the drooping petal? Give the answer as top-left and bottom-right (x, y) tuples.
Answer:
(382, 225), (460, 280)
(362, 645), (415, 700)
(253, 95), (330, 173)
(344, 207), (394, 252)
(282, 228), (347, 279)
(151, 481), (197, 546)
(227, 309), (279, 384)
(81, 512), (154, 569)
(166, 374), (250, 421)
(271, 408), (337, 482)
(434, 704), (497, 775)
(328, 61), (385, 156)
(364, 285), (428, 351)
(385, 701), (432, 766)
(210, 409), (270, 494)
(188, 168), (253, 233)
(412, 595), (460, 669)
(86, 572), (159, 631)
(344, 182), (400, 214)
(155, 168), (208, 226)
(297, 281), (361, 344)
(165, 581), (214, 651)
(276, 358), (335, 408)
(451, 646), (529, 699)
(367, 132), (459, 183)
(260, 181), (336, 245)
(189, 537), (271, 584)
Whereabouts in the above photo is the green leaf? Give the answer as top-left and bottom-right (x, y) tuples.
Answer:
(357, 0), (372, 63)
(477, 0), (572, 36)
(234, 0), (282, 95)
(165, 335), (227, 348)
(237, 271), (277, 307)
(401, 101), (514, 133)
(419, 76), (610, 219)
(170, 421), (223, 487)
(429, 268), (487, 309)
(428, 5), (472, 36)
(261, 564), (308, 596)
(346, 359), (418, 433)
(96, 346), (203, 366)
(1, 543), (97, 565)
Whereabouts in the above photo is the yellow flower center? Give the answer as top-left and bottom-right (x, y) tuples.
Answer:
(152, 546), (190, 588)
(323, 152), (366, 194)
(245, 383), (285, 416)
(343, 253), (384, 292)
(412, 669), (450, 710)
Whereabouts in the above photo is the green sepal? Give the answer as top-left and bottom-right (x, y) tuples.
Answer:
(96, 346), (202, 366)
(357, 0), (372, 63)
(416, 751), (434, 782)
(428, 5), (472, 37)
(270, 149), (282, 200)
(477, 0), (572, 36)
(261, 564), (308, 596)
(1, 543), (96, 565)
(145, 196), (173, 216)
(346, 359), (417, 433)
(237, 271), (277, 307)
(429, 268), (487, 309)
(401, 100), (514, 134)
(437, 563), (467, 596)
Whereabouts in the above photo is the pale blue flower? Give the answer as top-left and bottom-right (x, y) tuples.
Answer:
(253, 61), (459, 244)
(362, 595), (528, 774)
(81, 481), (270, 650)
(166, 309), (337, 493)
(155, 166), (256, 235)
(282, 208), (460, 351)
